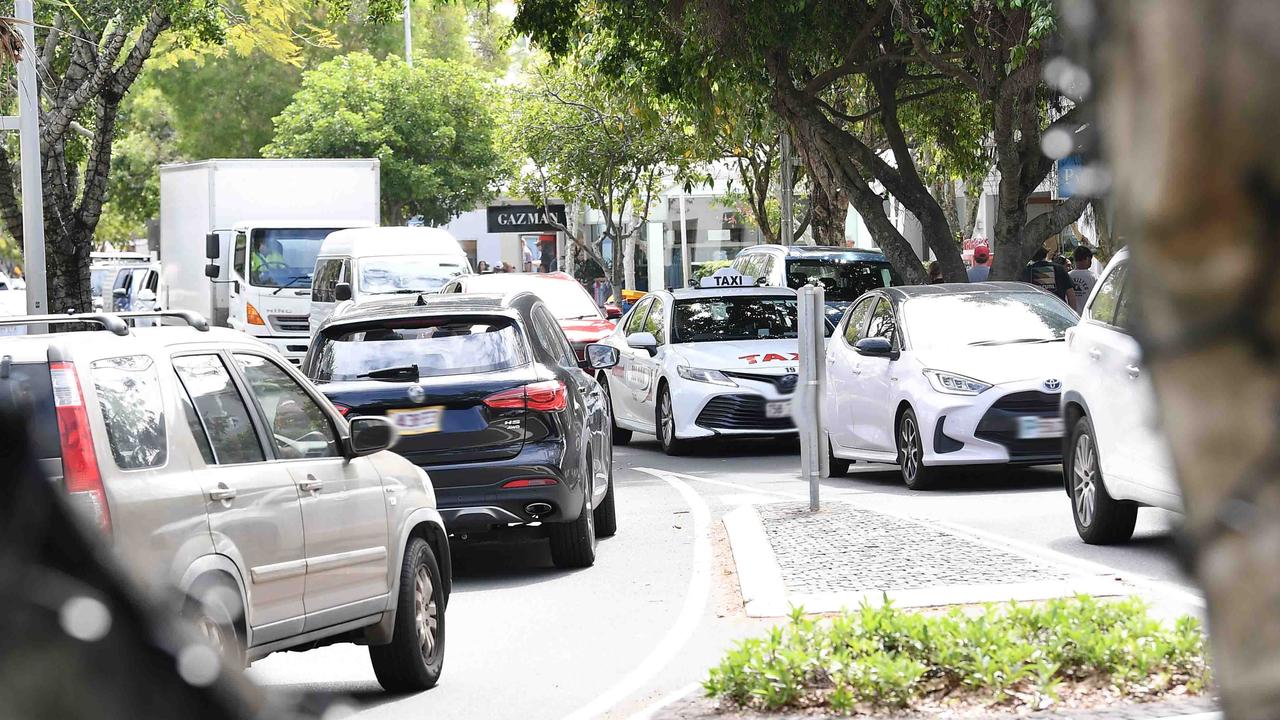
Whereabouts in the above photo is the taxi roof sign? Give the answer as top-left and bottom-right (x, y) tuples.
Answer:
(698, 267), (751, 289)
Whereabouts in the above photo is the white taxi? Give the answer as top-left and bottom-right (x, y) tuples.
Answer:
(594, 269), (801, 455)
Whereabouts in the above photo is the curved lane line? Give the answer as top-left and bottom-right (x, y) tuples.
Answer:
(561, 468), (712, 720)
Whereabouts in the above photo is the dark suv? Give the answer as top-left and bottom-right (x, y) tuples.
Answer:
(303, 292), (620, 568)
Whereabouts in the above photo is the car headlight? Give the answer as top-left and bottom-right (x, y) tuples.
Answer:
(677, 366), (738, 387)
(923, 369), (991, 395)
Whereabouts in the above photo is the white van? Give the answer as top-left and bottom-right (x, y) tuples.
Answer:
(309, 226), (472, 332)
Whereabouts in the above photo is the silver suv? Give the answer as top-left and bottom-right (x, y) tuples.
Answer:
(0, 312), (450, 691)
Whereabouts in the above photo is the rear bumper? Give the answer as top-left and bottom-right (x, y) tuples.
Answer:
(418, 441), (585, 534)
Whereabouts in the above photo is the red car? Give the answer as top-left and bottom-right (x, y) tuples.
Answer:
(438, 272), (619, 361)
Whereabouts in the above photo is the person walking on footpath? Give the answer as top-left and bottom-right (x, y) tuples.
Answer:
(1069, 246), (1099, 308)
(927, 261), (945, 284)
(968, 246), (992, 282)
(1020, 246), (1076, 310)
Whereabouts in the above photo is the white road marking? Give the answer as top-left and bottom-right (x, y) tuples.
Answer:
(641, 468), (806, 500)
(625, 682), (701, 720)
(562, 468), (712, 720)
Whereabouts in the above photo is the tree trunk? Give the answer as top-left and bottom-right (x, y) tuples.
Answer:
(808, 175), (847, 246)
(607, 222), (625, 296)
(623, 231), (636, 289)
(939, 179), (962, 240)
(45, 224), (93, 315)
(1098, 2), (1280, 718)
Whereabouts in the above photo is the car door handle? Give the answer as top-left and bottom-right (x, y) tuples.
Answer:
(298, 475), (324, 493)
(1126, 364), (1141, 379)
(1088, 348), (1102, 361)
(208, 483), (237, 502)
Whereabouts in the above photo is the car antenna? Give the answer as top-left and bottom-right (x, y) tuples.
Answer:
(416, 294), (428, 306)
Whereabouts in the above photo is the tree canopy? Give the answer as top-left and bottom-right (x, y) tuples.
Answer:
(264, 53), (503, 225)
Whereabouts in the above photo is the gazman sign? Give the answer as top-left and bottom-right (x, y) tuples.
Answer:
(486, 204), (568, 233)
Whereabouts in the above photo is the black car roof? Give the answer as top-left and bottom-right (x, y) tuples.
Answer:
(320, 293), (519, 330)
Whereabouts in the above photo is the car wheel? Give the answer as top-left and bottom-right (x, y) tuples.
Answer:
(549, 453), (598, 568)
(599, 372), (632, 445)
(1067, 416), (1137, 545)
(897, 408), (939, 490)
(828, 435), (851, 478)
(370, 537), (446, 692)
(657, 385), (689, 456)
(185, 580), (244, 668)
(593, 439), (618, 538)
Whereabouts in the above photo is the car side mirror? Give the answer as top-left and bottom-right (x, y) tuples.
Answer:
(626, 331), (658, 356)
(112, 287), (128, 297)
(205, 233), (220, 260)
(334, 282), (353, 302)
(347, 416), (398, 456)
(854, 337), (894, 357)
(204, 263), (220, 280)
(605, 305), (622, 320)
(582, 343), (620, 370)
(136, 288), (156, 303)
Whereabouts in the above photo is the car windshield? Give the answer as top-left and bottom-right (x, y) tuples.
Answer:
(90, 269), (112, 297)
(360, 256), (468, 295)
(463, 276), (601, 320)
(312, 317), (529, 381)
(901, 292), (1078, 351)
(249, 228), (338, 289)
(785, 258), (898, 302)
(673, 296), (798, 343)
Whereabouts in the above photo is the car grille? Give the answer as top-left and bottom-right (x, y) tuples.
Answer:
(974, 391), (1061, 462)
(269, 314), (310, 333)
(696, 394), (795, 431)
(722, 371), (798, 395)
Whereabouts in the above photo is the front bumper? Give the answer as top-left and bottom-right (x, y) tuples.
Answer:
(253, 335), (310, 364)
(917, 383), (1063, 466)
(672, 372), (798, 439)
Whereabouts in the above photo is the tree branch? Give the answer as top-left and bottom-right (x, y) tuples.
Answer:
(1021, 195), (1089, 252)
(0, 145), (24, 246)
(110, 9), (170, 95)
(42, 21), (128, 145)
(894, 0), (980, 90)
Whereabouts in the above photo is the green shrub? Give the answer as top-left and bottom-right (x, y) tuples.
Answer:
(703, 596), (1209, 714)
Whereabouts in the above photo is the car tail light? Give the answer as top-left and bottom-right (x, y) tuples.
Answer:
(483, 380), (568, 412)
(246, 303), (265, 326)
(332, 402), (352, 417)
(501, 478), (559, 489)
(50, 361), (110, 535)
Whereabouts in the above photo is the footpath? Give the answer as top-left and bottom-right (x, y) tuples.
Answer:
(655, 498), (1219, 720)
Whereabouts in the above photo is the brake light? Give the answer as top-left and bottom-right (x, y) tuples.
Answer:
(483, 380), (568, 412)
(50, 361), (110, 535)
(246, 303), (265, 326)
(501, 478), (559, 489)
(332, 402), (352, 417)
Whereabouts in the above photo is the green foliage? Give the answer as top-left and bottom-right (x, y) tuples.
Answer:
(98, 76), (182, 246)
(703, 596), (1210, 714)
(263, 52), (503, 224)
(693, 260), (732, 280)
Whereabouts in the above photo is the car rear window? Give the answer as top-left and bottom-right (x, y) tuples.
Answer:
(784, 258), (898, 302)
(91, 355), (167, 470)
(1, 361), (61, 459)
(312, 317), (530, 381)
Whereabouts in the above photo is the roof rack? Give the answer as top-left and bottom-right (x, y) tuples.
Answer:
(0, 313), (130, 336)
(114, 310), (210, 332)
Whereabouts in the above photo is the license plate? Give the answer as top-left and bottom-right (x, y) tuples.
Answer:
(386, 406), (444, 435)
(765, 400), (792, 418)
(1017, 416), (1064, 439)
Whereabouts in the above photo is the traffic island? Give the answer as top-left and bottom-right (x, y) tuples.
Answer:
(724, 501), (1131, 618)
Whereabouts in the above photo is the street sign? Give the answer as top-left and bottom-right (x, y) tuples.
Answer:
(699, 267), (749, 288)
(1057, 155), (1084, 198)
(486, 204), (567, 233)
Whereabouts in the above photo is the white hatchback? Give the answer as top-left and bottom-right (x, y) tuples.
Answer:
(823, 283), (1077, 489)
(1061, 248), (1180, 544)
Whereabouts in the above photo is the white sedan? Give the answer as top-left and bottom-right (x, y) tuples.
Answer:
(822, 282), (1078, 489)
(595, 282), (802, 455)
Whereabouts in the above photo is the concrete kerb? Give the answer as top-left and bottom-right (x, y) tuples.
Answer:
(722, 505), (789, 617)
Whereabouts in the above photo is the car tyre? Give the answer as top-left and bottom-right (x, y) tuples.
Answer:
(185, 580), (244, 668)
(897, 408), (939, 490)
(593, 444), (618, 538)
(370, 537), (446, 692)
(657, 385), (689, 456)
(828, 435), (851, 477)
(599, 373), (632, 446)
(1067, 416), (1137, 545)
(549, 454), (598, 568)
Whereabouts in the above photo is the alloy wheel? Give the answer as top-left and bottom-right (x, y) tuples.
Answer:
(660, 392), (674, 446)
(900, 416), (921, 480)
(414, 565), (439, 660)
(196, 615), (226, 656)
(1073, 432), (1097, 528)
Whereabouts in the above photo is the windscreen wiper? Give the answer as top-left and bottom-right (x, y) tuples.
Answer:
(356, 365), (421, 382)
(272, 275), (311, 295)
(968, 337), (1062, 346)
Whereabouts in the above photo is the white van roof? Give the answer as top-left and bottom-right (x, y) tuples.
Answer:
(319, 226), (465, 258)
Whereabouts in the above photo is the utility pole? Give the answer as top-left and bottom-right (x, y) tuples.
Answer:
(678, 194), (691, 287)
(14, 0), (46, 315)
(403, 0), (413, 66)
(779, 131), (794, 247)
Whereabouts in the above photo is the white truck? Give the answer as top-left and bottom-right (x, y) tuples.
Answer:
(159, 159), (380, 363)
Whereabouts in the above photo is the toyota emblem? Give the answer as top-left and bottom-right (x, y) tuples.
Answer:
(1043, 378), (1062, 392)
(407, 385), (427, 404)
(779, 374), (799, 391)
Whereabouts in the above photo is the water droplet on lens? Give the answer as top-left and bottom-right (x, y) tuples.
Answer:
(1074, 163), (1113, 197)
(177, 644), (222, 687)
(1041, 128), (1075, 159)
(59, 596), (112, 642)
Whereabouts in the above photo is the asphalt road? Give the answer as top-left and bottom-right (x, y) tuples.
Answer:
(248, 433), (1195, 719)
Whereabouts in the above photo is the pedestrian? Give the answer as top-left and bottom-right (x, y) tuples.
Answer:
(1069, 246), (1098, 308)
(539, 241), (556, 274)
(521, 242), (535, 272)
(927, 261), (944, 284)
(1020, 246), (1076, 309)
(591, 276), (612, 307)
(477, 260), (490, 274)
(967, 246), (991, 282)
